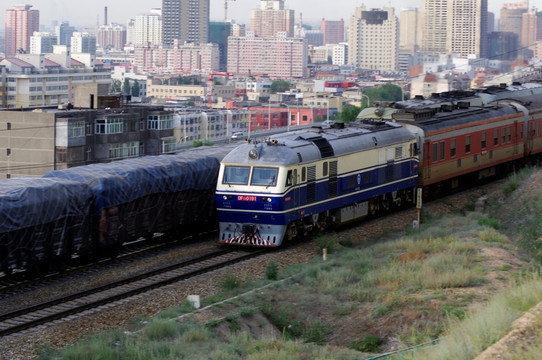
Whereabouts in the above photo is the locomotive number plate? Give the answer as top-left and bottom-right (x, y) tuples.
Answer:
(237, 195), (257, 202)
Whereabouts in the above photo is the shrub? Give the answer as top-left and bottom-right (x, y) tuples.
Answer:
(303, 320), (330, 345)
(477, 216), (500, 229)
(480, 228), (508, 244)
(221, 273), (242, 291)
(265, 260), (279, 280)
(314, 233), (339, 253)
(146, 319), (179, 340)
(349, 334), (384, 352)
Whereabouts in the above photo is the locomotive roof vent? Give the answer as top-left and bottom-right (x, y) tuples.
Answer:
(440, 104), (454, 112)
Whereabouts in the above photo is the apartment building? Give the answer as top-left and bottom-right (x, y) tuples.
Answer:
(348, 6), (398, 71)
(0, 49), (111, 109)
(447, 0), (488, 58)
(320, 18), (344, 45)
(5, 4), (39, 56)
(134, 41), (219, 74)
(30, 32), (58, 54)
(97, 23), (127, 51)
(71, 32), (97, 55)
(250, 0), (294, 37)
(175, 109), (248, 142)
(0, 105), (177, 178)
(399, 8), (421, 51)
(131, 9), (162, 46)
(162, 0), (209, 46)
(227, 32), (307, 78)
(421, 0), (449, 55)
(146, 77), (235, 102)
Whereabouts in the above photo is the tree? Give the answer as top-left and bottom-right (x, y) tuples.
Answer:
(363, 83), (403, 103)
(131, 80), (140, 97)
(111, 79), (121, 93)
(340, 105), (362, 123)
(271, 79), (291, 93)
(122, 79), (131, 94)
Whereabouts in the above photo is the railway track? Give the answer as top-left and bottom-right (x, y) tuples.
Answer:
(0, 231), (217, 298)
(0, 247), (266, 337)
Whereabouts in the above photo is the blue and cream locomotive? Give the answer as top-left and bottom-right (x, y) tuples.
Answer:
(216, 120), (420, 246)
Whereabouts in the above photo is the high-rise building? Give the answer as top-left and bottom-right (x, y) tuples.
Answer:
(162, 0), (209, 46)
(97, 23), (126, 50)
(399, 8), (421, 51)
(5, 4), (40, 56)
(132, 9), (162, 46)
(209, 21), (232, 71)
(71, 32), (97, 55)
(521, 7), (542, 48)
(250, 0), (294, 37)
(500, 1), (528, 39)
(55, 22), (76, 46)
(488, 31), (519, 60)
(447, 0), (488, 58)
(320, 18), (344, 45)
(30, 32), (58, 54)
(227, 32), (307, 78)
(421, 0), (448, 55)
(348, 6), (398, 71)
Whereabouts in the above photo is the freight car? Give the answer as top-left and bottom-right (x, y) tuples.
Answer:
(0, 145), (235, 274)
(215, 82), (542, 247)
(215, 121), (420, 246)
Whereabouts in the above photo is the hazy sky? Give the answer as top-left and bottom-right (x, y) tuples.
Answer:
(1, 0), (508, 30)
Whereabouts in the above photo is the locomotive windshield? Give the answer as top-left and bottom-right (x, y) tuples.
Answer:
(223, 166), (250, 185)
(251, 167), (278, 187)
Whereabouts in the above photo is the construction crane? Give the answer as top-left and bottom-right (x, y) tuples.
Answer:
(224, 0), (236, 21)
(208, 72), (233, 108)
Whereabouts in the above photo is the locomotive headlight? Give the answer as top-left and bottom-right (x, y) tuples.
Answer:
(248, 148), (259, 160)
(223, 195), (228, 200)
(267, 197), (272, 202)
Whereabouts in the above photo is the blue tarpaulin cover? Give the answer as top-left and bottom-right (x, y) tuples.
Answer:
(0, 177), (93, 233)
(42, 146), (235, 215)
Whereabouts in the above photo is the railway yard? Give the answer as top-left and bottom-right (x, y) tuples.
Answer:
(2, 174), (538, 359)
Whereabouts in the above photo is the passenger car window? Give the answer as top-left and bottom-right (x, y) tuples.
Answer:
(223, 166), (250, 185)
(251, 167), (278, 187)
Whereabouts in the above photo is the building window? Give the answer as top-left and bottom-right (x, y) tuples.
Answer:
(6, 148), (11, 156)
(70, 121), (85, 137)
(7, 122), (11, 130)
(56, 148), (67, 163)
(95, 118), (124, 134)
(109, 142), (139, 159)
(148, 114), (173, 130)
(161, 138), (176, 154)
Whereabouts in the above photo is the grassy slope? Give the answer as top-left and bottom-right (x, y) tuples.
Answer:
(39, 168), (542, 360)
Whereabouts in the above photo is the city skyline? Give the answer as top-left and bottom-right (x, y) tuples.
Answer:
(1, 0), (509, 31)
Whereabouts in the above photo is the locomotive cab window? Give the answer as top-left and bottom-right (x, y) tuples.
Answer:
(286, 169), (297, 186)
(251, 167), (278, 187)
(223, 166), (250, 185)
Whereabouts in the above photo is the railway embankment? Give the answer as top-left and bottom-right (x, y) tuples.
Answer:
(2, 169), (542, 359)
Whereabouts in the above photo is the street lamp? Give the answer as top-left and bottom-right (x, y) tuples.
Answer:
(361, 94), (370, 108)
